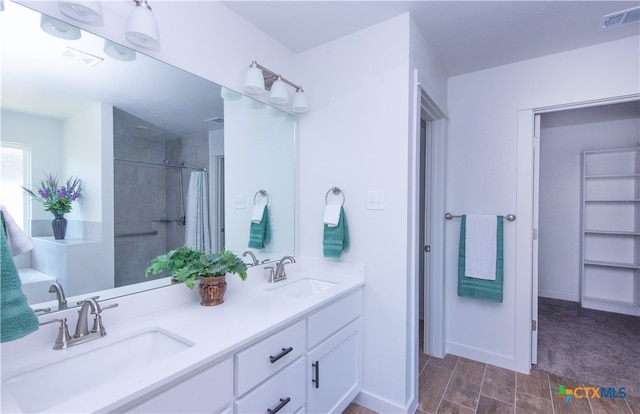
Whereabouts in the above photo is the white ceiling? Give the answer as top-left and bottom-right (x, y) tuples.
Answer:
(221, 1), (640, 77)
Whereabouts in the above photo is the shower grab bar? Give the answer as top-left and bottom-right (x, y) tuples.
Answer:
(115, 230), (158, 238)
(445, 212), (516, 222)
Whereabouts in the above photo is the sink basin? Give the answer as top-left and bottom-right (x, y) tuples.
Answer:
(268, 278), (337, 298)
(2, 328), (193, 413)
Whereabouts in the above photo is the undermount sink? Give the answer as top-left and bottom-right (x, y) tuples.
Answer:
(268, 278), (338, 298)
(2, 328), (193, 413)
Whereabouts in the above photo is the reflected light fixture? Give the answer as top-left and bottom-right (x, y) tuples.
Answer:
(58, 0), (103, 25)
(125, 0), (160, 51)
(104, 40), (136, 61)
(243, 60), (309, 114)
(40, 14), (82, 40)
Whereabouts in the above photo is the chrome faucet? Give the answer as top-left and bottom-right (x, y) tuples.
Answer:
(48, 282), (67, 310)
(74, 298), (103, 338)
(271, 256), (296, 283)
(40, 299), (118, 350)
(242, 250), (259, 266)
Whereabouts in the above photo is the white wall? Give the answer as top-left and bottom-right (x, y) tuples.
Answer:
(296, 13), (443, 412)
(446, 35), (640, 371)
(63, 104), (103, 222)
(538, 103), (640, 301)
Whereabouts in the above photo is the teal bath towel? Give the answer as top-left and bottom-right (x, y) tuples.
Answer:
(1, 213), (39, 343)
(248, 206), (271, 249)
(323, 207), (349, 258)
(457, 215), (504, 303)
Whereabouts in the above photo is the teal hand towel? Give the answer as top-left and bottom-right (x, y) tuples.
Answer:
(1, 213), (39, 342)
(323, 207), (349, 258)
(457, 215), (504, 303)
(248, 205), (270, 249)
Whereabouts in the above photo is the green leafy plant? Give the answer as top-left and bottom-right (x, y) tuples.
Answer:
(145, 247), (248, 289)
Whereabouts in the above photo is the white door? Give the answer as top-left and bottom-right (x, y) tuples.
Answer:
(420, 118), (432, 355)
(531, 114), (541, 365)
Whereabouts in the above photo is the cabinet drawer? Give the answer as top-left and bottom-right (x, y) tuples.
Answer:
(236, 320), (305, 396)
(307, 289), (362, 349)
(124, 357), (233, 413)
(235, 357), (305, 414)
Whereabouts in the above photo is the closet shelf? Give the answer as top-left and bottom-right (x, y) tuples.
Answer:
(584, 230), (640, 236)
(584, 260), (640, 270)
(584, 174), (640, 179)
(584, 199), (640, 203)
(582, 297), (638, 309)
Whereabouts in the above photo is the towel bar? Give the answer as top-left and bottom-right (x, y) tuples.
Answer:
(325, 187), (345, 206)
(445, 212), (516, 222)
(254, 190), (270, 205)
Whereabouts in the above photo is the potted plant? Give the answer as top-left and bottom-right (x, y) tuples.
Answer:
(145, 247), (248, 306)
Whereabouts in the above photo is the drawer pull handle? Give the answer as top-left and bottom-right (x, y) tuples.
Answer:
(269, 346), (293, 363)
(267, 397), (291, 414)
(312, 361), (320, 389)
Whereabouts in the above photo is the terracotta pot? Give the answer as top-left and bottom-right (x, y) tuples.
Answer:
(198, 275), (227, 306)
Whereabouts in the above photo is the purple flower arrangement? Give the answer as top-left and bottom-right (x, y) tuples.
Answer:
(22, 174), (82, 216)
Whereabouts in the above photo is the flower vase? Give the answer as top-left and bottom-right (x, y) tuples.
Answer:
(51, 213), (67, 240)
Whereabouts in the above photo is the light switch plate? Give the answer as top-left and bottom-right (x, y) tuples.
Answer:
(234, 195), (245, 209)
(366, 190), (385, 210)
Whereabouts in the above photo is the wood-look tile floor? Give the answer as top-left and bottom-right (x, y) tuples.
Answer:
(343, 353), (640, 414)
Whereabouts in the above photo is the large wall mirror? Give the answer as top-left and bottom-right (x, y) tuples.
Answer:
(0, 2), (295, 313)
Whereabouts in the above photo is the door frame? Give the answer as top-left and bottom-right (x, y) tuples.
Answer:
(409, 69), (447, 413)
(515, 92), (639, 372)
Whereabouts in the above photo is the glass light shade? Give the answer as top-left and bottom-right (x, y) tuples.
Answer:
(269, 78), (289, 105)
(291, 90), (309, 114)
(104, 40), (136, 61)
(58, 0), (103, 24)
(221, 87), (242, 101)
(243, 66), (265, 94)
(125, 4), (160, 50)
(40, 14), (81, 40)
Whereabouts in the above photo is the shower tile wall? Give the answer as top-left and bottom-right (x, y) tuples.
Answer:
(114, 118), (211, 287)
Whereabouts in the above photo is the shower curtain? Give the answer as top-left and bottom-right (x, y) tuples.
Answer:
(185, 170), (211, 252)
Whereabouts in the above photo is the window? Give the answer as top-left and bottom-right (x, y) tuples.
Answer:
(1, 142), (30, 232)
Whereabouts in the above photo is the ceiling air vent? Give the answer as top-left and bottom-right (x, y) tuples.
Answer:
(60, 47), (103, 67)
(602, 6), (640, 29)
(205, 117), (224, 124)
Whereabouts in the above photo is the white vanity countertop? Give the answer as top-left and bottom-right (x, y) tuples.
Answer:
(0, 258), (364, 414)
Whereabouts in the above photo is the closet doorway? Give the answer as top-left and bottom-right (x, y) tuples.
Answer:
(532, 100), (640, 395)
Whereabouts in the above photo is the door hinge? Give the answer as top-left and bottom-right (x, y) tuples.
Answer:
(533, 137), (540, 149)
(532, 320), (537, 331)
(533, 228), (538, 240)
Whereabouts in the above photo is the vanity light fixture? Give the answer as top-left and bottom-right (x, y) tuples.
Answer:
(125, 0), (160, 51)
(104, 40), (136, 61)
(40, 14), (82, 40)
(58, 0), (103, 25)
(243, 60), (309, 113)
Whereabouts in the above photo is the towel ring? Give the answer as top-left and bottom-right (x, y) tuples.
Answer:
(325, 187), (345, 206)
(254, 190), (269, 206)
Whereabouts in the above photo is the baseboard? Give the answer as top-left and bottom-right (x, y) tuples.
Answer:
(354, 390), (409, 414)
(538, 290), (579, 302)
(446, 341), (524, 373)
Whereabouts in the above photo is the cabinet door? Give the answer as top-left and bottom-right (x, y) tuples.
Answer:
(306, 319), (361, 414)
(123, 357), (233, 413)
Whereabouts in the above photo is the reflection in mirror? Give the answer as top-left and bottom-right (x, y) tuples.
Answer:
(0, 2), (295, 314)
